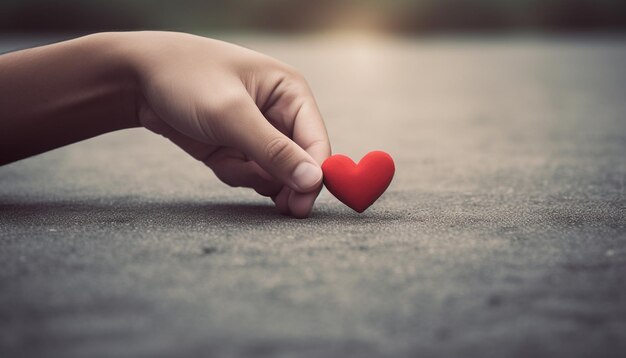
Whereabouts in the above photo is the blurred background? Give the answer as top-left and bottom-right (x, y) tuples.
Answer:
(2, 0), (626, 35)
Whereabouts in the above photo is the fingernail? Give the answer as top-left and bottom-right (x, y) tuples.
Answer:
(291, 162), (322, 192)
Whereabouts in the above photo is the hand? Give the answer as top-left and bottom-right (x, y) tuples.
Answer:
(127, 32), (331, 218)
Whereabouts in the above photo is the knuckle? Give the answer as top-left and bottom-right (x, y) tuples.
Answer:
(281, 64), (304, 80)
(264, 136), (295, 165)
(271, 63), (306, 88)
(289, 79), (311, 101)
(284, 70), (307, 90)
(288, 69), (309, 87)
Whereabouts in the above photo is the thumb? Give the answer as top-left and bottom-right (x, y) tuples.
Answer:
(216, 96), (323, 193)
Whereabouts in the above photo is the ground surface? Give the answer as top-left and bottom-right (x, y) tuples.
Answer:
(1, 34), (625, 358)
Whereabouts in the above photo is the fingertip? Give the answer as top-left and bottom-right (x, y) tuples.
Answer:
(287, 190), (317, 219)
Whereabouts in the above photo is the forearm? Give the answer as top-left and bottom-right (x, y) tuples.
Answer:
(0, 33), (138, 165)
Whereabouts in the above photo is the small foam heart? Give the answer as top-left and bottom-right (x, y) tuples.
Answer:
(322, 151), (395, 213)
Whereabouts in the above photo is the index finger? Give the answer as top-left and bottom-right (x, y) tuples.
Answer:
(260, 73), (331, 169)
(291, 89), (332, 165)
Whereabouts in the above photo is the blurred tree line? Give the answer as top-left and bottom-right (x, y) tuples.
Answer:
(1, 0), (626, 33)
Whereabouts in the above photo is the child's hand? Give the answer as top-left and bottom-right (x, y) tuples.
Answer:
(0, 31), (329, 217)
(128, 32), (331, 218)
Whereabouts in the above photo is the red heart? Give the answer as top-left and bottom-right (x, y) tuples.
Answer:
(322, 151), (395, 213)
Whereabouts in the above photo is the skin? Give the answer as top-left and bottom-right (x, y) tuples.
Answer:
(0, 31), (332, 218)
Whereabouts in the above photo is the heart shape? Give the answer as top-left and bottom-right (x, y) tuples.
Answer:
(322, 151), (395, 213)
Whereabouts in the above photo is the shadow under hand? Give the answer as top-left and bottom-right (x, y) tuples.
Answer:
(0, 196), (404, 231)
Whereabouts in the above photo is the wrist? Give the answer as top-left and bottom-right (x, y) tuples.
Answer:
(84, 32), (142, 129)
